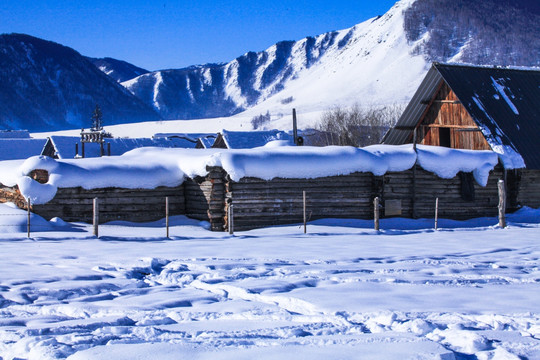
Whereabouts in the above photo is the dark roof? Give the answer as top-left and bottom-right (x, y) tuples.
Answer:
(0, 139), (47, 160)
(45, 136), (198, 159)
(383, 63), (540, 169)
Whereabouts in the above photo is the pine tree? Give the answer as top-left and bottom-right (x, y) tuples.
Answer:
(91, 104), (103, 131)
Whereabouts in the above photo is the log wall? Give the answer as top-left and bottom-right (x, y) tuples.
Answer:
(224, 172), (377, 231)
(31, 185), (185, 224)
(221, 166), (506, 231)
(516, 169), (540, 209)
(2, 165), (538, 232)
(382, 166), (503, 220)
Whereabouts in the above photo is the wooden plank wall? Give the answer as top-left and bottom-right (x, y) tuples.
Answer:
(31, 185), (185, 224)
(222, 166), (505, 231)
(224, 172), (377, 231)
(383, 166), (503, 219)
(419, 83), (491, 150)
(516, 169), (540, 209)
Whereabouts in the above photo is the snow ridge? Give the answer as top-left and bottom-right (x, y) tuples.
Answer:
(121, 0), (428, 124)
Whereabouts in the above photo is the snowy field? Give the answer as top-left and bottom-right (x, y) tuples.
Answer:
(0, 204), (539, 360)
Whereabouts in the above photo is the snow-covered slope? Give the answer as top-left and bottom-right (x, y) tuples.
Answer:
(122, 0), (425, 127)
(87, 57), (150, 83)
(119, 0), (540, 133)
(0, 34), (161, 132)
(242, 0), (426, 130)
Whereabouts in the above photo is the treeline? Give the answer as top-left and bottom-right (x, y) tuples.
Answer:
(403, 0), (540, 66)
(315, 104), (402, 147)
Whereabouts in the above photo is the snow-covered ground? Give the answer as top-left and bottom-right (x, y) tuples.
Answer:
(1, 203), (539, 359)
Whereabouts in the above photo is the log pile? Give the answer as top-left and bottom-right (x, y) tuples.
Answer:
(184, 167), (226, 231)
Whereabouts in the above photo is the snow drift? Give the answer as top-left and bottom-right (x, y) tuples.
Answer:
(0, 144), (500, 205)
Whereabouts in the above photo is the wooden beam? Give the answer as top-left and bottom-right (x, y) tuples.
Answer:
(420, 124), (479, 129)
(421, 100), (461, 105)
(407, 80), (445, 143)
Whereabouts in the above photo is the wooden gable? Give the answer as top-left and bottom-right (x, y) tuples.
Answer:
(416, 82), (491, 150)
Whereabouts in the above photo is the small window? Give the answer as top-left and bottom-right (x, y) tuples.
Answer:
(439, 127), (451, 147)
(459, 172), (475, 201)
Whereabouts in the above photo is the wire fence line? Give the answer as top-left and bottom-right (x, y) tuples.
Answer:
(3, 183), (509, 238)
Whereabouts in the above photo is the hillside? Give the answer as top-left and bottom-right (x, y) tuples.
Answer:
(87, 57), (150, 83)
(0, 34), (160, 132)
(2, 0), (539, 133)
(121, 0), (540, 129)
(403, 0), (540, 65)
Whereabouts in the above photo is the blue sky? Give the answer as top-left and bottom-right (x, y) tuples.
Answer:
(1, 0), (397, 71)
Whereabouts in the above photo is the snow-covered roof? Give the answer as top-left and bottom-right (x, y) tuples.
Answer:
(0, 130), (31, 139)
(0, 139), (47, 161)
(215, 130), (293, 149)
(153, 132), (216, 141)
(0, 144), (499, 205)
(46, 136), (198, 159)
(384, 63), (540, 169)
(196, 136), (217, 149)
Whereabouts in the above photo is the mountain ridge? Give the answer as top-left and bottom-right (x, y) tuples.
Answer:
(0, 33), (160, 131)
(1, 0), (539, 132)
(121, 0), (540, 124)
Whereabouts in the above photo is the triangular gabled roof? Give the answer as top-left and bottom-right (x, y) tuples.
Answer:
(383, 63), (540, 169)
(213, 130), (293, 149)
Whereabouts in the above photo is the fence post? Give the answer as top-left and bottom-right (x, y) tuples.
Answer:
(374, 197), (380, 231)
(303, 190), (307, 234)
(228, 203), (234, 235)
(498, 179), (506, 228)
(27, 197), (31, 238)
(435, 197), (439, 230)
(93, 197), (99, 238)
(166, 196), (170, 238)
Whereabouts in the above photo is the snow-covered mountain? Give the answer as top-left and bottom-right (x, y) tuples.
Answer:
(1, 0), (539, 133)
(0, 34), (160, 132)
(87, 57), (149, 83)
(121, 0), (540, 128)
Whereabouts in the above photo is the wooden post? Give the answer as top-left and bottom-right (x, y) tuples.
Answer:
(93, 197), (99, 238)
(27, 197), (31, 238)
(228, 204), (234, 235)
(82, 142), (85, 158)
(293, 108), (298, 146)
(107, 142), (111, 156)
(412, 129), (418, 219)
(75, 143), (79, 157)
(303, 190), (307, 234)
(100, 142), (104, 157)
(498, 179), (506, 228)
(165, 196), (170, 238)
(434, 197), (439, 230)
(374, 197), (380, 231)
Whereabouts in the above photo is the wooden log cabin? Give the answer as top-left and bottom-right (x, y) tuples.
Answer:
(383, 63), (540, 209)
(0, 144), (505, 232)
